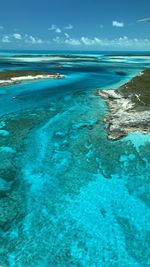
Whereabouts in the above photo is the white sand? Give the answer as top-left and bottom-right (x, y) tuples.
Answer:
(0, 73), (64, 86)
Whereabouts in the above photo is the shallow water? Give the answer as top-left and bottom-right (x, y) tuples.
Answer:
(0, 51), (150, 267)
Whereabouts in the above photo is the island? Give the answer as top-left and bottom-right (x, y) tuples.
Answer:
(0, 70), (64, 86)
(106, 54), (150, 57)
(11, 54), (97, 59)
(97, 68), (150, 140)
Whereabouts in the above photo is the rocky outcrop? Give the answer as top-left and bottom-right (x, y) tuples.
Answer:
(97, 69), (150, 140)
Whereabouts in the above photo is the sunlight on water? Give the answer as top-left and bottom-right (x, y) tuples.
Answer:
(0, 51), (150, 267)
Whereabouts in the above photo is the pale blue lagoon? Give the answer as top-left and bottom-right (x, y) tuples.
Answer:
(0, 51), (150, 267)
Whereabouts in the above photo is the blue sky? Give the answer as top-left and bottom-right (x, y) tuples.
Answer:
(0, 0), (150, 50)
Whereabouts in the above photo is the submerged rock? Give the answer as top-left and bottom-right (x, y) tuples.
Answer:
(0, 130), (9, 136)
(0, 121), (6, 128)
(0, 146), (16, 153)
(0, 177), (12, 192)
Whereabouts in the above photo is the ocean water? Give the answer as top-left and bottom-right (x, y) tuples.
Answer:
(0, 51), (150, 267)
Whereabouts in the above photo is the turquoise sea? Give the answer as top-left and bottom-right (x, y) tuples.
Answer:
(0, 51), (150, 267)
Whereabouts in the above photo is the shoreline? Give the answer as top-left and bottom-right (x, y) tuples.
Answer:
(0, 70), (64, 87)
(97, 69), (150, 140)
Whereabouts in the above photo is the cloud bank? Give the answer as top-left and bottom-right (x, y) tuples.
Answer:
(1, 28), (150, 50)
(53, 35), (150, 50)
(1, 33), (43, 44)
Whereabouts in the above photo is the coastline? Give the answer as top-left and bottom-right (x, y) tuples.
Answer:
(0, 51), (150, 266)
(0, 70), (64, 86)
(97, 69), (150, 140)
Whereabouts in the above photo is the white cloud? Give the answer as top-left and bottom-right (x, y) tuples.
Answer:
(25, 34), (43, 44)
(138, 18), (150, 22)
(64, 33), (70, 38)
(64, 24), (73, 30)
(80, 37), (106, 46)
(65, 38), (81, 46)
(48, 24), (61, 33)
(0, 33), (43, 45)
(13, 33), (22, 40)
(53, 35), (150, 50)
(53, 36), (61, 43)
(2, 35), (10, 43)
(27, 35), (36, 43)
(49, 24), (73, 33)
(55, 28), (61, 33)
(0, 26), (4, 30)
(112, 21), (124, 27)
(81, 37), (96, 45)
(37, 39), (43, 44)
(1, 30), (149, 50)
(53, 36), (80, 46)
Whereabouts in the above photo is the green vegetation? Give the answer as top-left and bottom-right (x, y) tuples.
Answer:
(11, 54), (97, 59)
(119, 68), (150, 110)
(0, 70), (56, 80)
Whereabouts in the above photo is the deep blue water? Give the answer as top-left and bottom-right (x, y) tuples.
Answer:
(0, 52), (150, 267)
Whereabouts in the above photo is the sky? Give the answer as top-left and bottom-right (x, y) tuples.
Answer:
(0, 0), (150, 51)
